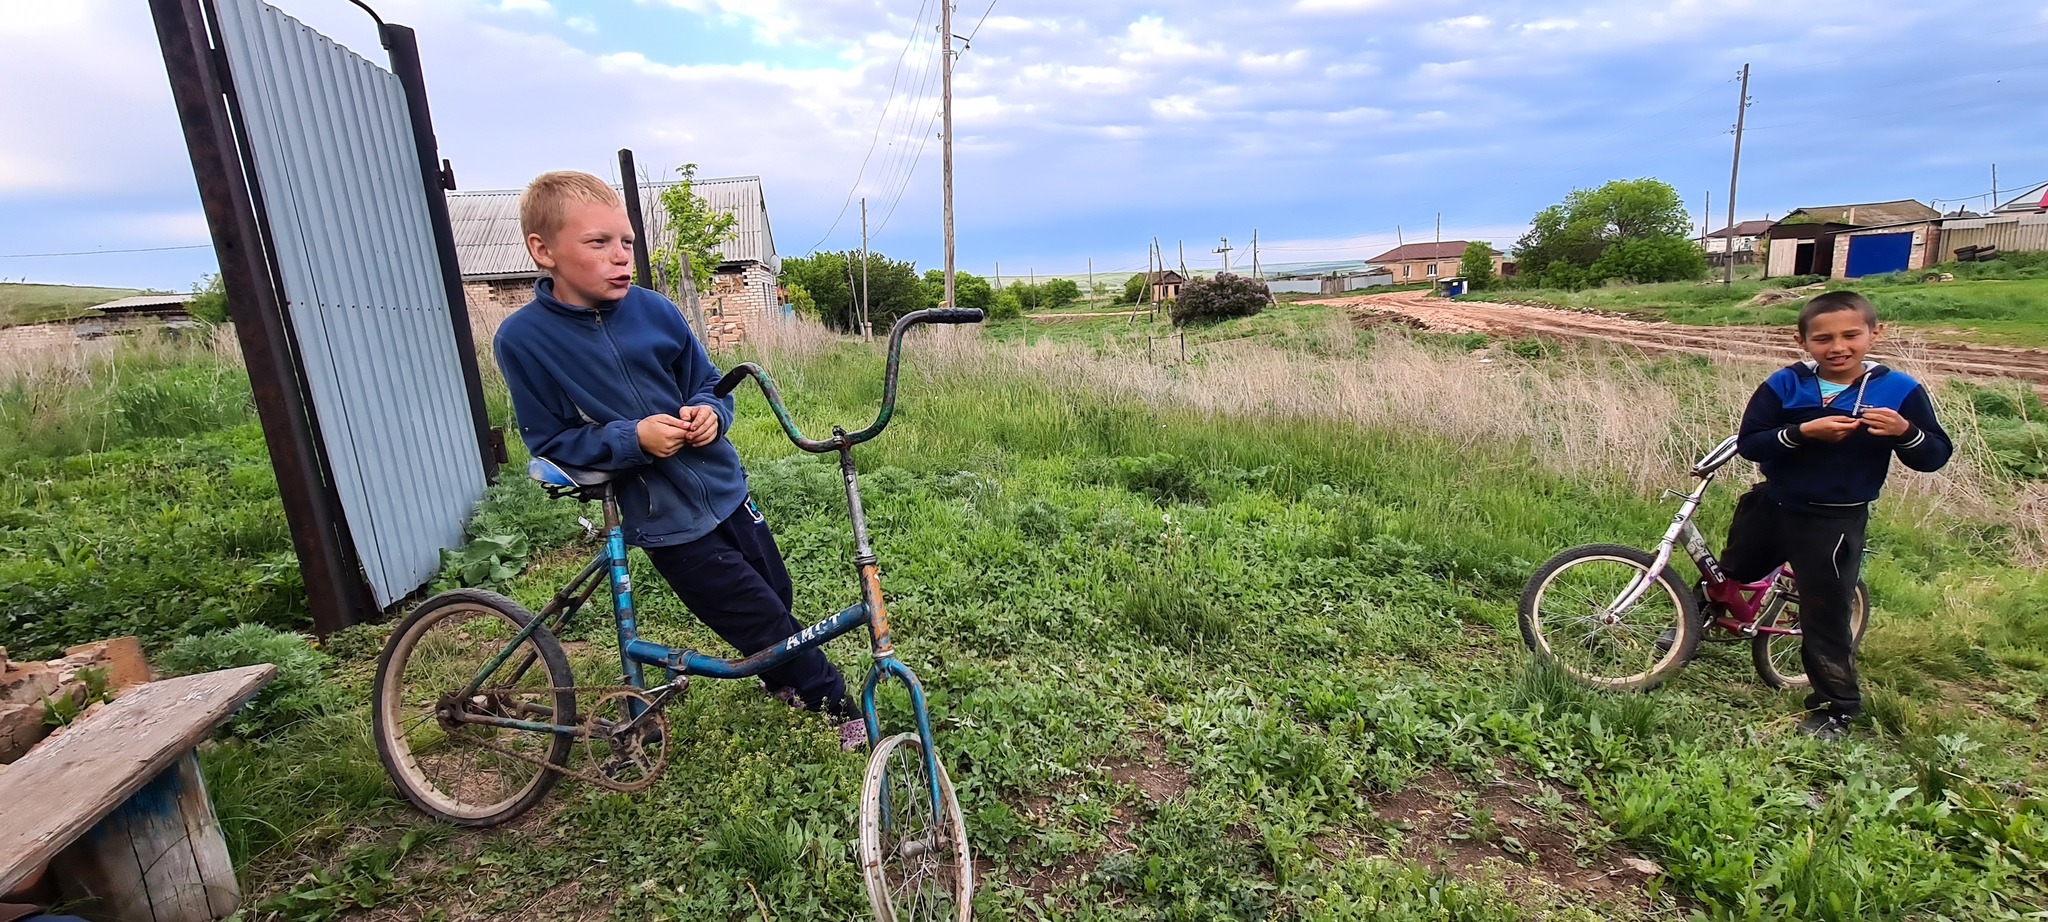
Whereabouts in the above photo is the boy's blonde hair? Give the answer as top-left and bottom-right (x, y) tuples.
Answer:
(519, 171), (622, 243)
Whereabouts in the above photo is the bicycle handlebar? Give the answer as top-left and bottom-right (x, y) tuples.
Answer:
(712, 307), (986, 453)
(1690, 434), (1742, 478)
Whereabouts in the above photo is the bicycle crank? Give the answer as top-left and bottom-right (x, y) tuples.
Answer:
(448, 682), (681, 792)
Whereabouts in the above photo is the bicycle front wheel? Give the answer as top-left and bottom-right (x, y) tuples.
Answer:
(860, 733), (972, 922)
(1753, 580), (1870, 689)
(1518, 544), (1700, 692)
(372, 589), (576, 827)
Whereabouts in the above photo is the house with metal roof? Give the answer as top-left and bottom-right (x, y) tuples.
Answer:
(1761, 199), (1939, 278)
(447, 175), (779, 348)
(1701, 219), (1775, 266)
(1994, 181), (2048, 215)
(1364, 241), (1504, 285)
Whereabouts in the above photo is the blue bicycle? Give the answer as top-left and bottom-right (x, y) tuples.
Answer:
(371, 308), (983, 921)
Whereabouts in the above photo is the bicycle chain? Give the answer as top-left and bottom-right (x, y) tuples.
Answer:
(446, 684), (675, 793)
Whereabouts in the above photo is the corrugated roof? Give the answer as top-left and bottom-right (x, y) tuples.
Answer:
(1706, 220), (1776, 238)
(447, 175), (777, 280)
(1994, 181), (2048, 214)
(1782, 200), (1938, 227)
(1364, 241), (1494, 263)
(90, 293), (194, 313)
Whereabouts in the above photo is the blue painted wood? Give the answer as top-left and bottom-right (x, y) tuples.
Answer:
(1844, 232), (1914, 278)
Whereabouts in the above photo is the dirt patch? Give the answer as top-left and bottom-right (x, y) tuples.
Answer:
(1010, 731), (1192, 901)
(1314, 290), (2048, 387)
(1098, 731), (1193, 804)
(1323, 767), (1666, 912)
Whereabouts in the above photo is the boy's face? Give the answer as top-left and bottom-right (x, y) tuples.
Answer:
(527, 200), (635, 308)
(1795, 310), (1881, 381)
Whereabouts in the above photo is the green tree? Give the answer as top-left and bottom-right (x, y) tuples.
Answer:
(1512, 178), (1704, 288)
(1458, 242), (1498, 291)
(783, 280), (818, 320)
(989, 286), (1024, 321)
(652, 164), (738, 297)
(1040, 278), (1081, 308)
(780, 250), (933, 333)
(920, 269), (994, 312)
(1118, 273), (1147, 305)
(187, 273), (228, 324)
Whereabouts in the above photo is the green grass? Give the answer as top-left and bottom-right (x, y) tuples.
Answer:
(1477, 254), (2048, 347)
(8, 319), (2048, 920)
(0, 281), (151, 327)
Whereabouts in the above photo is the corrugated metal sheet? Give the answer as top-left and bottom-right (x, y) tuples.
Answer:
(448, 177), (778, 279)
(215, 0), (485, 608)
(1938, 213), (2048, 258)
(1266, 279), (1323, 294)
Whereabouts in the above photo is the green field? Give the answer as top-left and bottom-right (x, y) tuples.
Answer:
(0, 281), (152, 328)
(1478, 254), (2048, 347)
(6, 309), (2047, 920)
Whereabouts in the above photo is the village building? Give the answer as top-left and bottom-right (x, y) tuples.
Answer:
(1760, 200), (1939, 279)
(1146, 270), (1187, 302)
(1364, 241), (1506, 284)
(1701, 219), (1775, 267)
(448, 175), (779, 350)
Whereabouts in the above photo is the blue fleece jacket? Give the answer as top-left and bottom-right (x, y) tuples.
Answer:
(493, 279), (748, 547)
(1736, 360), (1953, 511)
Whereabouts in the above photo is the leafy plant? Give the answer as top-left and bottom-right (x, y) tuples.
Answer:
(650, 163), (737, 296)
(1171, 272), (1269, 326)
(158, 624), (344, 738)
(42, 666), (112, 728)
(259, 829), (432, 921)
(435, 533), (530, 590)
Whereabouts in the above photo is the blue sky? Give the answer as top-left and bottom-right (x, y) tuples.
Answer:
(3, 0), (2044, 290)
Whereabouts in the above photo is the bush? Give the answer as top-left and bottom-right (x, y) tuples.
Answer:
(158, 624), (345, 738)
(1040, 278), (1081, 308)
(1118, 274), (1147, 304)
(988, 287), (1023, 321)
(1170, 273), (1269, 327)
(1588, 235), (1709, 284)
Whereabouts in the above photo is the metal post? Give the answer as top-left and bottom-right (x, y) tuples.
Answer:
(940, 0), (957, 310)
(149, 0), (374, 633)
(860, 197), (870, 331)
(618, 148), (653, 290)
(1726, 62), (1750, 285)
(385, 23), (501, 477)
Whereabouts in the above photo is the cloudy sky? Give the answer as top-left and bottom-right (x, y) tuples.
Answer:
(3, 0), (2044, 289)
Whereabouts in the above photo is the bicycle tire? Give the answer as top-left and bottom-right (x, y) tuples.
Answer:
(372, 589), (576, 827)
(860, 732), (972, 922)
(1518, 544), (1701, 692)
(1752, 580), (1871, 690)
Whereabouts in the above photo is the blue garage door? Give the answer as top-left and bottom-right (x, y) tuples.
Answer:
(1844, 233), (1913, 278)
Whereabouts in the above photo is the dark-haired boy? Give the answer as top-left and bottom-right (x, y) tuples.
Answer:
(1727, 290), (1952, 740)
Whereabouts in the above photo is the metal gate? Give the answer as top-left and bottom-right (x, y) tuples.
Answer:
(1844, 232), (1913, 278)
(152, 0), (499, 629)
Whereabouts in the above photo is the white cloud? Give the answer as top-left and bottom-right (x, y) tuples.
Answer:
(563, 15), (597, 33)
(1240, 50), (1309, 73)
(495, 0), (552, 12)
(1440, 15), (1493, 28)
(1149, 95), (1206, 120)
(1289, 0), (1395, 12)
(109, 211), (211, 244)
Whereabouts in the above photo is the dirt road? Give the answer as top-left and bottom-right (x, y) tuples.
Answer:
(1312, 290), (2048, 386)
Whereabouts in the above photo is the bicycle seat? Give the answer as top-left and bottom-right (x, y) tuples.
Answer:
(528, 456), (614, 488)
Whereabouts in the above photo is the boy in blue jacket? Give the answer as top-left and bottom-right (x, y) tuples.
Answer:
(1728, 291), (1952, 740)
(491, 171), (861, 748)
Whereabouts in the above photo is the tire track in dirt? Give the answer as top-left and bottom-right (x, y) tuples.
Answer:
(1313, 290), (2048, 386)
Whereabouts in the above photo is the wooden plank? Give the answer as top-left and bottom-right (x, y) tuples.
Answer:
(0, 664), (275, 894)
(174, 755), (241, 918)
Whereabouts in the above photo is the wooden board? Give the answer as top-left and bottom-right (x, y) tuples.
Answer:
(55, 754), (240, 922)
(0, 664), (275, 894)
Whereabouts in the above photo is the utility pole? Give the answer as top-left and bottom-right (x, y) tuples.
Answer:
(1991, 163), (1998, 212)
(1435, 213), (1441, 247)
(1088, 256), (1094, 302)
(1178, 240), (1187, 277)
(1213, 236), (1233, 273)
(994, 260), (1001, 289)
(940, 0), (957, 308)
(1725, 62), (1751, 285)
(860, 196), (870, 340)
(1251, 229), (1260, 279)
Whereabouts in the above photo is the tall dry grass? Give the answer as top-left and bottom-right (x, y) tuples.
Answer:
(896, 313), (2048, 563)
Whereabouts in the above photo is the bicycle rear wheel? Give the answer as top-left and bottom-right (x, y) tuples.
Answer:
(1518, 544), (1700, 691)
(372, 589), (575, 826)
(1753, 580), (1870, 689)
(860, 732), (972, 922)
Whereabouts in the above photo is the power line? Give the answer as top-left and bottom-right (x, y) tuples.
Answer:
(0, 244), (212, 259)
(803, 0), (933, 255)
(963, 0), (1000, 45)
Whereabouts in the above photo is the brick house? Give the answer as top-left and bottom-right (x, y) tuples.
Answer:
(448, 176), (780, 350)
(1364, 241), (1504, 284)
(1147, 270), (1188, 302)
(1761, 200), (1938, 279)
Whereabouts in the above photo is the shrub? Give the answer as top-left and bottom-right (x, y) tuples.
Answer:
(1170, 273), (1269, 326)
(158, 624), (345, 738)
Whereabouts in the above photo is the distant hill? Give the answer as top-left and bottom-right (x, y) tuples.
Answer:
(0, 282), (155, 328)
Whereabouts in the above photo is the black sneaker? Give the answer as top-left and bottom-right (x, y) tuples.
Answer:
(1797, 711), (1850, 742)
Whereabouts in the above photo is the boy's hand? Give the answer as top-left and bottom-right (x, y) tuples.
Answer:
(636, 414), (690, 458)
(1861, 407), (1912, 438)
(677, 405), (721, 448)
(1799, 416), (1863, 443)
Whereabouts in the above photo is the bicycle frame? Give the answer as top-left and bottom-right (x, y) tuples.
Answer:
(455, 307), (982, 822)
(1603, 436), (1801, 637)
